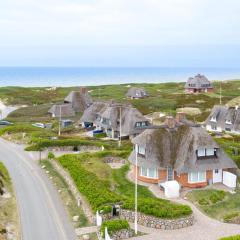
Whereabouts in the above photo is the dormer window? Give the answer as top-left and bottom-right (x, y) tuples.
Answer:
(135, 144), (145, 156)
(210, 116), (217, 122)
(135, 122), (147, 128)
(197, 148), (216, 158)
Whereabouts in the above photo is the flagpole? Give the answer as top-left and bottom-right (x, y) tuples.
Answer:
(135, 145), (138, 234)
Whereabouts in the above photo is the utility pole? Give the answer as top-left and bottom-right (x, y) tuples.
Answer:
(58, 105), (62, 136)
(134, 146), (138, 235)
(119, 106), (122, 147)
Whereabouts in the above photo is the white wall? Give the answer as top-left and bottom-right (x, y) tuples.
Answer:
(223, 171), (237, 188)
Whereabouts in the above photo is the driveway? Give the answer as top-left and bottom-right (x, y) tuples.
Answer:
(0, 138), (77, 240)
(128, 170), (240, 240)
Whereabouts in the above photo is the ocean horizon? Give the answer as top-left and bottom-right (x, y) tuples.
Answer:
(0, 67), (240, 87)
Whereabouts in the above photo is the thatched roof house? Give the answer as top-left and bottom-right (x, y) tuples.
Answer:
(185, 74), (213, 93)
(126, 87), (148, 99)
(205, 105), (240, 134)
(80, 101), (109, 127)
(129, 113), (237, 188)
(48, 104), (75, 118)
(81, 101), (150, 138)
(64, 87), (93, 112)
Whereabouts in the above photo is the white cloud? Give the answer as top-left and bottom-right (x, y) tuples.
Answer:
(1, 0), (240, 47)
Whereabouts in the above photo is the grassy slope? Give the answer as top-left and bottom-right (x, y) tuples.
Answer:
(58, 150), (192, 219)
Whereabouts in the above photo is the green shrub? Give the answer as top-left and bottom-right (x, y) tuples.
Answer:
(58, 153), (192, 219)
(220, 235), (240, 240)
(198, 198), (209, 205)
(100, 220), (129, 237)
(48, 152), (55, 159)
(25, 139), (110, 151)
(209, 191), (226, 204)
(223, 212), (240, 222)
(94, 132), (107, 138)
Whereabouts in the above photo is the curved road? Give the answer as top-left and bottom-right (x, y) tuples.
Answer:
(0, 138), (77, 240)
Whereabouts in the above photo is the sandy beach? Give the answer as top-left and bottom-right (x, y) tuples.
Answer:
(0, 101), (18, 120)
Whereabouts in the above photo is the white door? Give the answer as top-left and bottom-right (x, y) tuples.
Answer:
(213, 169), (222, 183)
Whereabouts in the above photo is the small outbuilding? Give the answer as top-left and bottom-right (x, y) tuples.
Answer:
(160, 180), (180, 199)
(185, 74), (213, 93)
(126, 87), (148, 99)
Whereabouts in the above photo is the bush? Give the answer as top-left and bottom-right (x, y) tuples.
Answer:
(25, 139), (110, 151)
(198, 198), (209, 206)
(220, 235), (240, 240)
(209, 191), (226, 204)
(94, 132), (107, 138)
(100, 220), (129, 237)
(58, 153), (192, 219)
(48, 152), (55, 159)
(223, 212), (240, 222)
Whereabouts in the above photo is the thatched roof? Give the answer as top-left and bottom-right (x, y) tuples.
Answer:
(48, 104), (75, 118)
(126, 87), (148, 98)
(129, 121), (237, 174)
(185, 74), (212, 89)
(64, 88), (93, 112)
(96, 103), (150, 136)
(205, 105), (240, 133)
(80, 101), (109, 123)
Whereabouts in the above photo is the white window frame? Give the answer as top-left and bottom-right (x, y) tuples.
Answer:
(197, 148), (205, 157)
(140, 167), (158, 179)
(138, 145), (145, 155)
(206, 148), (215, 156)
(188, 171), (206, 183)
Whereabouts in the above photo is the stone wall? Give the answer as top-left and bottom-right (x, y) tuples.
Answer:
(111, 229), (135, 240)
(102, 210), (194, 230)
(48, 145), (101, 152)
(120, 209), (194, 230)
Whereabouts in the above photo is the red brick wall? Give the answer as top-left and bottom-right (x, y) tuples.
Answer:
(175, 170), (213, 188)
(135, 165), (215, 188)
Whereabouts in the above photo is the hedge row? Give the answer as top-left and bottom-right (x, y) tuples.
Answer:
(58, 153), (192, 219)
(26, 139), (110, 151)
(100, 219), (130, 237)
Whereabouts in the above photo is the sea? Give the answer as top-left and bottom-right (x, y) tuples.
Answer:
(0, 67), (240, 87)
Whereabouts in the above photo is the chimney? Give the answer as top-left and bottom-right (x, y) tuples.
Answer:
(176, 112), (186, 123)
(165, 116), (176, 129)
(80, 87), (87, 94)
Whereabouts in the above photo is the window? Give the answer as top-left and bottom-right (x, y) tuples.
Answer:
(206, 148), (214, 156)
(140, 167), (158, 179)
(197, 149), (205, 157)
(138, 145), (145, 155)
(136, 122), (141, 127)
(210, 117), (217, 122)
(188, 171), (206, 183)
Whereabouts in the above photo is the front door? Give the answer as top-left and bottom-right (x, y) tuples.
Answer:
(213, 169), (222, 183)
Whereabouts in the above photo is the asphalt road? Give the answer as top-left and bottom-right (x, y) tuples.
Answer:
(0, 138), (77, 240)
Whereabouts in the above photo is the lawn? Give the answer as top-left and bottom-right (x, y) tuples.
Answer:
(57, 150), (192, 219)
(187, 188), (240, 222)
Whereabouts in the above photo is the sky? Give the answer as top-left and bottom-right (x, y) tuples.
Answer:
(1, 0), (240, 67)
